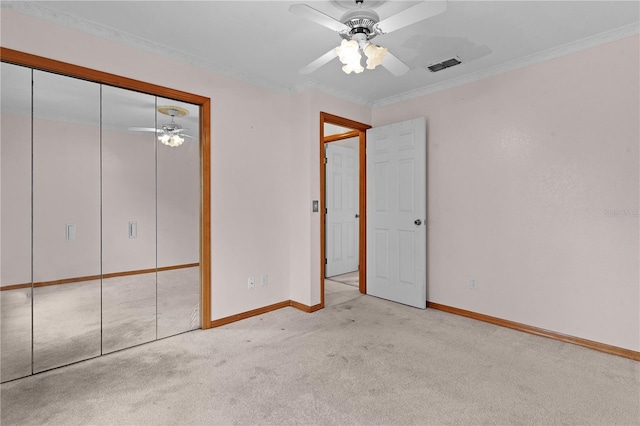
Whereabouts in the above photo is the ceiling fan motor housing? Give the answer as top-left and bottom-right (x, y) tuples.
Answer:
(340, 9), (380, 40)
(163, 124), (181, 133)
(157, 105), (188, 134)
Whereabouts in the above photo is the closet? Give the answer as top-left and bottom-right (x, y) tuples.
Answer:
(1, 61), (201, 382)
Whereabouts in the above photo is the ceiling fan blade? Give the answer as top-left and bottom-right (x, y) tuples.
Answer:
(375, 0), (447, 34)
(182, 134), (196, 139)
(128, 127), (161, 133)
(289, 4), (349, 33)
(300, 48), (338, 75)
(381, 51), (410, 76)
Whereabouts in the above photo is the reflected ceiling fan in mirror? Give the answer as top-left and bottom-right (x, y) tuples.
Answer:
(129, 105), (194, 147)
(290, 0), (447, 76)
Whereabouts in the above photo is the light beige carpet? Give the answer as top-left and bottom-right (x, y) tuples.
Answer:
(1, 284), (638, 425)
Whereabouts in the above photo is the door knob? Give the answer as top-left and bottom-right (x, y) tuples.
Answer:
(414, 219), (422, 226)
(355, 214), (360, 219)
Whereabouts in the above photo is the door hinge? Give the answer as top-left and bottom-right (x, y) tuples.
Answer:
(325, 258), (327, 265)
(324, 157), (328, 164)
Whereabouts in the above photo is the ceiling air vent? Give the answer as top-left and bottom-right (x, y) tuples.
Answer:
(427, 57), (462, 73)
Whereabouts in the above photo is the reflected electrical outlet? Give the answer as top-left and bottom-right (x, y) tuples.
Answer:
(66, 224), (76, 241)
(128, 221), (137, 239)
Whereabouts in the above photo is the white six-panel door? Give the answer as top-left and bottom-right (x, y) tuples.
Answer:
(325, 143), (359, 277)
(366, 118), (426, 308)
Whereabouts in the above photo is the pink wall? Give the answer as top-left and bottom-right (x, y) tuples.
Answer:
(373, 35), (640, 351)
(157, 132), (200, 268)
(1, 113), (31, 285)
(102, 128), (157, 274)
(1, 112), (200, 282)
(32, 114), (101, 282)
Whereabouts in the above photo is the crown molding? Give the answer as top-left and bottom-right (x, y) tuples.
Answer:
(372, 21), (640, 109)
(1, 1), (292, 96)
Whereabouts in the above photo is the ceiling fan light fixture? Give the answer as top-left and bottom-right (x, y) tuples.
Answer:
(335, 39), (364, 74)
(364, 43), (388, 70)
(131, 104), (192, 145)
(170, 135), (185, 147)
(158, 133), (184, 147)
(342, 61), (364, 74)
(291, 1), (447, 76)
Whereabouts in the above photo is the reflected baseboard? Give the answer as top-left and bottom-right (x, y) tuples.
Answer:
(0, 263), (200, 291)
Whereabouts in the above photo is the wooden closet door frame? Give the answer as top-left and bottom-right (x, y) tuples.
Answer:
(0, 47), (212, 329)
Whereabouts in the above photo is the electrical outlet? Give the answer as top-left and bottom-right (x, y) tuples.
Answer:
(261, 274), (268, 286)
(470, 279), (478, 290)
(248, 277), (255, 289)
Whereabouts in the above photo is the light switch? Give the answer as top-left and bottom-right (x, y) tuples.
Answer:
(66, 224), (76, 241)
(312, 200), (319, 213)
(129, 221), (137, 239)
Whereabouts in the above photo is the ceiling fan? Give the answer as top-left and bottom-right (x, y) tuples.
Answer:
(290, 0), (447, 76)
(129, 105), (194, 147)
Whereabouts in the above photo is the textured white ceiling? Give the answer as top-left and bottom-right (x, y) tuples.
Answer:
(3, 1), (640, 107)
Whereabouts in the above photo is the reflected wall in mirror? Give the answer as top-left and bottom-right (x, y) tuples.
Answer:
(0, 62), (33, 382)
(32, 70), (102, 372)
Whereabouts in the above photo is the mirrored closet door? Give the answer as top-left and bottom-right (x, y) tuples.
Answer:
(0, 63), (201, 383)
(32, 70), (102, 373)
(156, 97), (200, 339)
(101, 86), (158, 354)
(1, 62), (33, 382)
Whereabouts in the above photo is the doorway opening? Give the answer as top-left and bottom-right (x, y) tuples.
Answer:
(319, 112), (371, 308)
